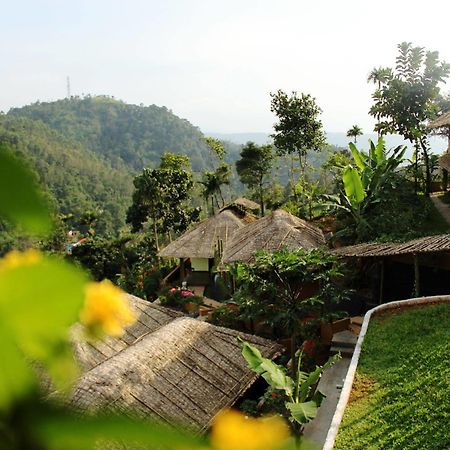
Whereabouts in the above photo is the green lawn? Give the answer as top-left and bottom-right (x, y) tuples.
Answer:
(334, 303), (450, 450)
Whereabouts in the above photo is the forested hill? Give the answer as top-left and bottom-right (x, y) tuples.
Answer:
(9, 96), (213, 172)
(0, 115), (133, 235)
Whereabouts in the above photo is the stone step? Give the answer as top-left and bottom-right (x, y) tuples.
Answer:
(330, 345), (354, 357)
(351, 316), (364, 326)
(331, 330), (358, 348)
(348, 323), (361, 335)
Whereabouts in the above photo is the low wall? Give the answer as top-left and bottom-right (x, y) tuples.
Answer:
(323, 295), (450, 450)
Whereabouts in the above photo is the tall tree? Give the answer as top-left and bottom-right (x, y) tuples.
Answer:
(346, 125), (363, 143)
(270, 90), (326, 196)
(126, 153), (200, 251)
(369, 42), (450, 194)
(235, 142), (274, 216)
(201, 137), (231, 214)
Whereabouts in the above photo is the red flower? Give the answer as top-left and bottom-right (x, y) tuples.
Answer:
(303, 339), (316, 356)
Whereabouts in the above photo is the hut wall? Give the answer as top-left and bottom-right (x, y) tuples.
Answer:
(192, 258), (209, 272)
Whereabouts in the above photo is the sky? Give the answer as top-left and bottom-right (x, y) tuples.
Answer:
(2, 0), (450, 134)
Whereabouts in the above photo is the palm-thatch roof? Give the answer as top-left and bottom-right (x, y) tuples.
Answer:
(71, 317), (282, 433)
(227, 197), (260, 212)
(429, 111), (450, 129)
(72, 295), (184, 370)
(222, 209), (326, 264)
(158, 210), (253, 259)
(439, 153), (450, 171)
(332, 234), (450, 258)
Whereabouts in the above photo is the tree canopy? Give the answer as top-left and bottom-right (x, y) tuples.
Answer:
(236, 141), (274, 216)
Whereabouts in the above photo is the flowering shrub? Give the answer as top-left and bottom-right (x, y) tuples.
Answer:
(158, 286), (203, 309)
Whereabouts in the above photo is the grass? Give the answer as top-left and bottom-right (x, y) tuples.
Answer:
(334, 303), (450, 450)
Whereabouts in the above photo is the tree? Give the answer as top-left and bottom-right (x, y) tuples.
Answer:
(346, 125), (363, 143)
(126, 153), (200, 252)
(201, 137), (231, 214)
(270, 90), (326, 183)
(369, 42), (450, 194)
(236, 142), (274, 216)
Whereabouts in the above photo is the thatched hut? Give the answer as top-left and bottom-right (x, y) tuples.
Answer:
(333, 234), (450, 302)
(429, 111), (450, 173)
(158, 209), (256, 291)
(222, 209), (326, 264)
(71, 315), (282, 433)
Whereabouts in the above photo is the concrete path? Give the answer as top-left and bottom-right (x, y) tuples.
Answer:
(302, 356), (352, 449)
(430, 193), (450, 226)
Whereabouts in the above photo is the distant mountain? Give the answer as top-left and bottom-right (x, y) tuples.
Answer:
(10, 96), (214, 172)
(208, 131), (448, 157)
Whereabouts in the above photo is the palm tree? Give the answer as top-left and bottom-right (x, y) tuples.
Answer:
(368, 67), (392, 135)
(346, 125), (363, 143)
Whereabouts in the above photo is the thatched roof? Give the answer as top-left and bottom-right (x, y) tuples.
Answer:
(222, 209), (326, 263)
(72, 295), (184, 370)
(333, 234), (450, 258)
(439, 153), (450, 171)
(227, 197), (260, 211)
(429, 111), (450, 129)
(71, 317), (282, 433)
(158, 210), (252, 259)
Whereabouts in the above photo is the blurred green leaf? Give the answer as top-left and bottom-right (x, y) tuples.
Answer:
(0, 256), (87, 401)
(0, 324), (35, 411)
(0, 144), (52, 235)
(35, 412), (206, 450)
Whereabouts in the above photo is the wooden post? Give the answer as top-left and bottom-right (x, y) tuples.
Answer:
(414, 254), (420, 297)
(180, 258), (185, 281)
(379, 258), (385, 304)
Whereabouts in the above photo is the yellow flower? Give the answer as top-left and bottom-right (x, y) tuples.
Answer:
(80, 280), (136, 338)
(210, 409), (290, 450)
(0, 249), (41, 273)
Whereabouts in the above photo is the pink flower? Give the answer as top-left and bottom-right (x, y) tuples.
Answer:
(180, 290), (194, 297)
(169, 287), (177, 293)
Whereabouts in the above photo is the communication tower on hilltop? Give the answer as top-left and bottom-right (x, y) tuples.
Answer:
(66, 76), (71, 98)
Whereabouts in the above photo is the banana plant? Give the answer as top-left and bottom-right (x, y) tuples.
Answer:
(326, 138), (406, 242)
(239, 338), (340, 446)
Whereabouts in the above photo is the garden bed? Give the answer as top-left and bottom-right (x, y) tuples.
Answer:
(333, 302), (450, 450)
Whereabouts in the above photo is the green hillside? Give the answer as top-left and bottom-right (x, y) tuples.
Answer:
(9, 96), (214, 172)
(0, 115), (133, 235)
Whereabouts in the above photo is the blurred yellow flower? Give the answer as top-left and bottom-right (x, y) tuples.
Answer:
(0, 249), (41, 273)
(80, 280), (136, 338)
(210, 409), (290, 450)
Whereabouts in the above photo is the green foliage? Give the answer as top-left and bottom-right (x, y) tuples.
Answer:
(126, 153), (200, 250)
(330, 138), (406, 242)
(335, 303), (450, 450)
(232, 248), (347, 340)
(0, 144), (52, 235)
(0, 115), (132, 236)
(239, 339), (340, 431)
(236, 141), (274, 215)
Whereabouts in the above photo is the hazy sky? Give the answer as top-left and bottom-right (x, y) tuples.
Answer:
(2, 0), (450, 133)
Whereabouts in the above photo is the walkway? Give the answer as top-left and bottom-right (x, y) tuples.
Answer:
(430, 193), (450, 226)
(302, 329), (359, 448)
